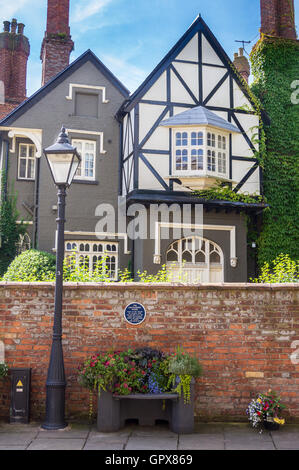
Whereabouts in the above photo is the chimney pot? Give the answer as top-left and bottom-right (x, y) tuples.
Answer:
(3, 21), (10, 32)
(239, 48), (244, 56)
(17, 23), (25, 35)
(11, 18), (17, 34)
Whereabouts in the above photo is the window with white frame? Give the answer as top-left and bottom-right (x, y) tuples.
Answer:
(65, 240), (118, 280)
(18, 143), (35, 180)
(72, 139), (96, 180)
(173, 128), (228, 178)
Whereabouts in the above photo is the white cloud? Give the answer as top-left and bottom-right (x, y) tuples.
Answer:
(101, 54), (148, 93)
(0, 0), (30, 22)
(71, 0), (113, 23)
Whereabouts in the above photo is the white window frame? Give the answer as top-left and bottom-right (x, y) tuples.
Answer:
(72, 139), (96, 181)
(18, 143), (36, 180)
(172, 127), (229, 179)
(65, 240), (119, 280)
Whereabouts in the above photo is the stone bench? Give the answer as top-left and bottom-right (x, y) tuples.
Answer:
(97, 380), (195, 434)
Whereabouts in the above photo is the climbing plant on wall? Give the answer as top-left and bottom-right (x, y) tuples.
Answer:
(0, 172), (26, 276)
(250, 36), (299, 267)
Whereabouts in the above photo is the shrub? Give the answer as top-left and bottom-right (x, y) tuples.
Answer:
(0, 175), (26, 276)
(251, 253), (299, 283)
(3, 249), (56, 282)
(0, 362), (8, 379)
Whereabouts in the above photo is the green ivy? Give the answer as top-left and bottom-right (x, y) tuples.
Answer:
(0, 172), (27, 276)
(250, 37), (299, 266)
(192, 183), (266, 205)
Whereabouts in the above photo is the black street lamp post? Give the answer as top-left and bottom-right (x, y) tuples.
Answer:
(42, 127), (81, 430)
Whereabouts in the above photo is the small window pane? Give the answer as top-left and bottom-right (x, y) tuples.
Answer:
(19, 159), (26, 178)
(218, 152), (227, 174)
(182, 132), (188, 146)
(207, 150), (216, 172)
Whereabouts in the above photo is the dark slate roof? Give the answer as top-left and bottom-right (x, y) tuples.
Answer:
(160, 106), (241, 133)
(0, 49), (130, 126)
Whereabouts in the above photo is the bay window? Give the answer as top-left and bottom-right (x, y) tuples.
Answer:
(173, 128), (229, 179)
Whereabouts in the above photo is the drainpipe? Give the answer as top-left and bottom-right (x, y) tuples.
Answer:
(33, 157), (40, 248)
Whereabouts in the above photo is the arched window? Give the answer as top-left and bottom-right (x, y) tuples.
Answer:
(16, 233), (31, 255)
(166, 236), (224, 283)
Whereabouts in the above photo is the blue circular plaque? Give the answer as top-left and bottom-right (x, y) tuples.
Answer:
(124, 303), (146, 325)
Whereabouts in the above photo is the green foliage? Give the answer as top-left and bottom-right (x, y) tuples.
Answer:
(78, 347), (201, 416)
(0, 174), (26, 276)
(167, 347), (202, 404)
(168, 346), (202, 378)
(251, 253), (299, 283)
(63, 253), (112, 282)
(0, 362), (8, 379)
(3, 249), (56, 282)
(250, 38), (299, 266)
(192, 183), (265, 205)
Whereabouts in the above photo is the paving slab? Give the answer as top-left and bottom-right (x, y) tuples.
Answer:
(27, 438), (86, 451)
(0, 432), (37, 447)
(125, 437), (178, 450)
(179, 434), (225, 450)
(37, 424), (90, 439)
(0, 421), (298, 451)
(225, 441), (275, 450)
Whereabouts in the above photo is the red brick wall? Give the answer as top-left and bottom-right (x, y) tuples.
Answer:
(260, 0), (297, 39)
(0, 283), (299, 423)
(41, 0), (73, 85)
(46, 0), (71, 35)
(0, 26), (30, 105)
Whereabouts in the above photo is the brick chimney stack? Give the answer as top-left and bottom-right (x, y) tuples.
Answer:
(40, 0), (74, 86)
(233, 48), (250, 83)
(0, 19), (30, 106)
(260, 0), (297, 39)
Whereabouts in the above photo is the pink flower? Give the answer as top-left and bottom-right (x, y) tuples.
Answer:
(124, 383), (128, 388)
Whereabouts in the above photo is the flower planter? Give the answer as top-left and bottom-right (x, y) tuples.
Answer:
(97, 377), (195, 434)
(263, 417), (280, 431)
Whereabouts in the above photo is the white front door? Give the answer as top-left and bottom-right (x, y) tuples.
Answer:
(166, 236), (224, 283)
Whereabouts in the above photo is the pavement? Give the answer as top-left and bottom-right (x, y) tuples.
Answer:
(0, 421), (299, 451)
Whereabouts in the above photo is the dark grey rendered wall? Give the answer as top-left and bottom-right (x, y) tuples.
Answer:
(4, 59), (131, 270)
(133, 209), (248, 282)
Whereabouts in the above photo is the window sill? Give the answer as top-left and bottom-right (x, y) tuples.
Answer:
(165, 174), (235, 190)
(17, 177), (35, 182)
(72, 179), (99, 185)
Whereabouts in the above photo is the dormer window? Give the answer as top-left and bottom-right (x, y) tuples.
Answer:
(160, 106), (240, 190)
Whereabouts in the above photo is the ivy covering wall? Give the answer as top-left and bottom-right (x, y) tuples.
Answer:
(250, 36), (299, 266)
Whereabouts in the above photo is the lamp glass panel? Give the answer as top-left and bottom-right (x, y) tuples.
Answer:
(46, 153), (74, 185)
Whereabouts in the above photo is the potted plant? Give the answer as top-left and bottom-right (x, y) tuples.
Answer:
(166, 347), (202, 404)
(247, 389), (286, 432)
(78, 347), (202, 432)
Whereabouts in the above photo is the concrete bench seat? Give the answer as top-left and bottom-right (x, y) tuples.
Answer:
(97, 380), (195, 434)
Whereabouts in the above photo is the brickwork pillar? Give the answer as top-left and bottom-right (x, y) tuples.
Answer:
(40, 0), (74, 86)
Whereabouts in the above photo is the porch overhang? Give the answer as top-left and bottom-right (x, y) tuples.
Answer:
(126, 190), (268, 214)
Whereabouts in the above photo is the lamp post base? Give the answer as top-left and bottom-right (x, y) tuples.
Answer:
(42, 381), (67, 430)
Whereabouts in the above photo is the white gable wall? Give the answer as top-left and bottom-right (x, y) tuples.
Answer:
(122, 22), (261, 196)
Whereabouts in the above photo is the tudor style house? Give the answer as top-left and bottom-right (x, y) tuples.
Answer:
(1, 0), (285, 283)
(117, 15), (267, 282)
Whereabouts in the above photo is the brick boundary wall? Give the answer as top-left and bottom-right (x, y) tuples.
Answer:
(0, 282), (298, 423)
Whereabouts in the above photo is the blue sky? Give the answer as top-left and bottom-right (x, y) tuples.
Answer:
(0, 0), (298, 96)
